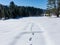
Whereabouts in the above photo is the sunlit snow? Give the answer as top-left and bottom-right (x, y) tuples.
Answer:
(0, 17), (60, 45)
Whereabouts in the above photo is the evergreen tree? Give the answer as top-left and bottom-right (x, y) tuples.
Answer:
(0, 1), (43, 19)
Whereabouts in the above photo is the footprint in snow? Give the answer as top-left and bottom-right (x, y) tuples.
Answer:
(30, 44), (32, 45)
(32, 33), (34, 35)
(29, 37), (32, 41)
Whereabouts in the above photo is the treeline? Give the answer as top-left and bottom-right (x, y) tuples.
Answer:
(0, 1), (43, 19)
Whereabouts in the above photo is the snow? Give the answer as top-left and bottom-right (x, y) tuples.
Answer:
(0, 17), (60, 45)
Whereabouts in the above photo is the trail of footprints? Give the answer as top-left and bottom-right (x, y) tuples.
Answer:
(29, 33), (34, 45)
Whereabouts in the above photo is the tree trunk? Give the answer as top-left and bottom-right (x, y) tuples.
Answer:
(56, 8), (59, 17)
(57, 13), (59, 17)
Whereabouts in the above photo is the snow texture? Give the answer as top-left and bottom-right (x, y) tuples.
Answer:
(0, 17), (60, 45)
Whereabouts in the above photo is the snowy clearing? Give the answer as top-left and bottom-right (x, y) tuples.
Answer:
(0, 17), (60, 45)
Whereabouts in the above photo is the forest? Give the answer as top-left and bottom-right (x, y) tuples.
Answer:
(0, 1), (43, 19)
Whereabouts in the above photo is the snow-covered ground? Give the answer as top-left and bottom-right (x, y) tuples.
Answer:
(0, 17), (60, 45)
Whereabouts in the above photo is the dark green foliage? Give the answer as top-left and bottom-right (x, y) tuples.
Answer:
(0, 1), (43, 19)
